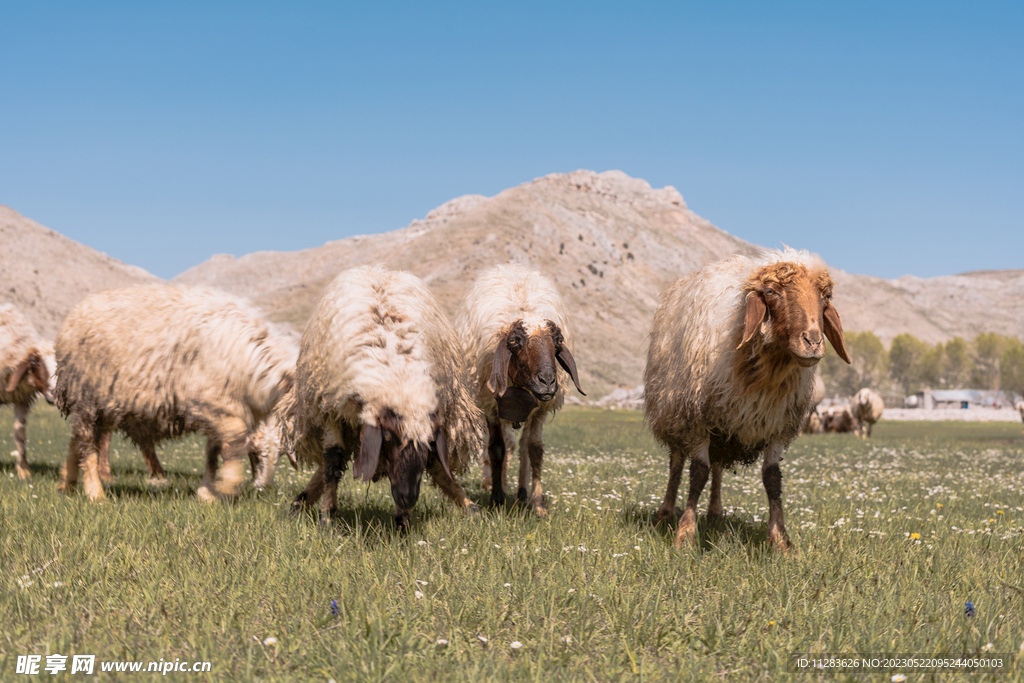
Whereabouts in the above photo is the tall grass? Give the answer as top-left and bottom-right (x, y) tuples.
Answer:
(2, 404), (1023, 681)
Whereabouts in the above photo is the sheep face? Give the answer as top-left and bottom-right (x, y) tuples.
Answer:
(6, 351), (53, 402)
(487, 320), (584, 416)
(352, 408), (453, 520)
(741, 262), (851, 367)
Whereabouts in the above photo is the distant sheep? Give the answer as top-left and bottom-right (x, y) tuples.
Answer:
(822, 404), (857, 434)
(456, 264), (584, 517)
(644, 249), (851, 551)
(1, 304), (55, 480)
(852, 388), (885, 437)
(1016, 400), (1024, 433)
(289, 265), (484, 530)
(54, 285), (296, 501)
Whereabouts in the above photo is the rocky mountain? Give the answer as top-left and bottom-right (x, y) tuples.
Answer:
(5, 171), (1022, 397)
(0, 205), (160, 339)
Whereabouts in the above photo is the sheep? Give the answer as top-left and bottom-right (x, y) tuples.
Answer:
(1, 304), (56, 480)
(456, 263), (585, 517)
(852, 388), (885, 437)
(1016, 400), (1024, 434)
(54, 285), (296, 502)
(644, 248), (851, 551)
(822, 404), (857, 433)
(289, 265), (484, 530)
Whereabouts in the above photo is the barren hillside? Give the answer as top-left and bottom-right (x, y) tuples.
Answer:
(6, 171), (1021, 397)
(0, 206), (161, 339)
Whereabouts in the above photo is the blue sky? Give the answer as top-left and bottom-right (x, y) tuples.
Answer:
(2, 2), (1021, 280)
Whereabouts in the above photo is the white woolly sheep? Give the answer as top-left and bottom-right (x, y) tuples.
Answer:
(289, 265), (484, 530)
(456, 264), (584, 517)
(852, 388), (885, 438)
(54, 285), (296, 502)
(644, 249), (851, 552)
(1, 303), (56, 479)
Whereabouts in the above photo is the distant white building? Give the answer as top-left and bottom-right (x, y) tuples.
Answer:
(907, 389), (1014, 409)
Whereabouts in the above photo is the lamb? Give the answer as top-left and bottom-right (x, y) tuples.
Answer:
(289, 265), (484, 530)
(456, 264), (584, 517)
(1, 304), (56, 480)
(54, 285), (296, 502)
(644, 248), (851, 551)
(852, 388), (885, 437)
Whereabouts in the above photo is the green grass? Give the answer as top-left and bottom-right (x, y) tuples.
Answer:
(2, 404), (1023, 681)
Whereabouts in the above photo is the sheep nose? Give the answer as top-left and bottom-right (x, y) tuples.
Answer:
(538, 371), (556, 389)
(801, 331), (823, 350)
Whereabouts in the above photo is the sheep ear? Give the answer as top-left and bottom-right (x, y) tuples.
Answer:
(739, 292), (767, 347)
(433, 426), (453, 480)
(353, 423), (382, 482)
(487, 339), (512, 398)
(823, 303), (852, 364)
(555, 346), (586, 396)
(6, 356), (32, 392)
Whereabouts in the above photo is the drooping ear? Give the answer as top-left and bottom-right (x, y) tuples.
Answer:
(739, 291), (768, 348)
(823, 303), (852, 364)
(486, 338), (512, 398)
(353, 423), (383, 482)
(6, 356), (32, 392)
(433, 425), (453, 480)
(555, 346), (586, 396)
(28, 354), (51, 395)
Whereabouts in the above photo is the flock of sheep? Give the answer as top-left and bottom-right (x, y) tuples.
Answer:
(5, 248), (872, 552)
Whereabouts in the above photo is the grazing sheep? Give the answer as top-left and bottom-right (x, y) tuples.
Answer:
(852, 388), (885, 437)
(456, 264), (585, 517)
(289, 265), (484, 530)
(822, 404), (857, 433)
(1, 304), (55, 479)
(644, 249), (851, 551)
(54, 285), (296, 502)
(1016, 400), (1024, 433)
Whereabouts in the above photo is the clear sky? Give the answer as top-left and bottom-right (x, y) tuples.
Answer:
(2, 2), (1021, 280)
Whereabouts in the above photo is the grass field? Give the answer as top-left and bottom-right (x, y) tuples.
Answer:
(3, 404), (1023, 681)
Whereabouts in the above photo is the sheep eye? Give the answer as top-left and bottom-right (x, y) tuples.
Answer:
(383, 431), (393, 442)
(507, 336), (521, 349)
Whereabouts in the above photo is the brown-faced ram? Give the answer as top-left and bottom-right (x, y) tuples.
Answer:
(644, 249), (851, 552)
(289, 265), (484, 530)
(456, 264), (584, 517)
(1, 303), (56, 480)
(54, 285), (296, 501)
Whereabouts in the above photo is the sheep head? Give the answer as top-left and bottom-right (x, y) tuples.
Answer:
(6, 350), (54, 402)
(352, 408), (453, 514)
(486, 320), (584, 418)
(740, 261), (851, 367)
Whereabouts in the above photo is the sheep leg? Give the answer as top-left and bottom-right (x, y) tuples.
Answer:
(61, 416), (106, 501)
(140, 441), (168, 487)
(196, 440), (222, 503)
(428, 459), (480, 514)
(291, 464), (326, 515)
(97, 431), (114, 483)
(518, 413), (547, 517)
(251, 445), (277, 490)
(487, 418), (507, 507)
(656, 447), (686, 526)
(762, 443), (793, 553)
(706, 461), (724, 527)
(13, 402), (30, 480)
(674, 441), (710, 548)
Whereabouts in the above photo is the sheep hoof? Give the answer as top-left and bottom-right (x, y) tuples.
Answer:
(289, 497), (309, 517)
(465, 502), (482, 516)
(489, 490), (506, 508)
(655, 507), (676, 526)
(532, 505), (549, 519)
(394, 511), (412, 531)
(516, 487), (528, 503)
(196, 486), (217, 504)
(16, 463), (31, 480)
(147, 476), (169, 487)
(319, 508), (336, 528)
(706, 510), (723, 527)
